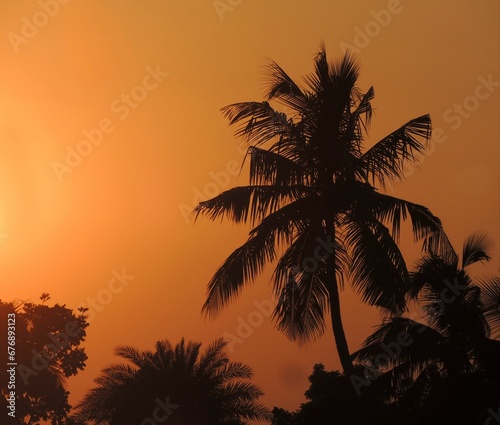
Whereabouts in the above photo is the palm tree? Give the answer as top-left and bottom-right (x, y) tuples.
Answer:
(73, 338), (270, 425)
(353, 233), (500, 423)
(193, 46), (449, 374)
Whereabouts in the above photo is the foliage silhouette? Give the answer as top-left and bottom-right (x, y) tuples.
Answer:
(354, 233), (500, 424)
(271, 363), (394, 425)
(73, 337), (270, 425)
(0, 295), (88, 425)
(193, 46), (450, 374)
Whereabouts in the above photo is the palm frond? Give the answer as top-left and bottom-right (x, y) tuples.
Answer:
(248, 146), (306, 186)
(222, 381), (264, 403)
(221, 101), (290, 145)
(344, 218), (410, 314)
(263, 59), (309, 113)
(201, 197), (325, 320)
(267, 131), (310, 165)
(396, 363), (442, 410)
(247, 195), (323, 244)
(276, 271), (329, 343)
(408, 253), (458, 299)
(308, 49), (359, 93)
(479, 276), (500, 337)
(201, 228), (277, 318)
(462, 232), (494, 268)
(195, 338), (228, 378)
(424, 282), (490, 339)
(96, 363), (137, 387)
(354, 317), (444, 376)
(153, 339), (174, 369)
(174, 338), (202, 374)
(370, 192), (455, 261)
(272, 230), (331, 342)
(114, 345), (145, 365)
(217, 361), (253, 382)
(359, 114), (431, 187)
(351, 85), (374, 135)
(192, 185), (310, 225)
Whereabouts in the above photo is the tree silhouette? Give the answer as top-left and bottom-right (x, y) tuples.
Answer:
(194, 46), (449, 374)
(0, 295), (88, 424)
(354, 233), (500, 424)
(271, 363), (393, 425)
(73, 338), (270, 425)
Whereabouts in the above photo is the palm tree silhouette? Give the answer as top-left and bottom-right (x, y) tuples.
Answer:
(73, 338), (270, 425)
(194, 47), (449, 374)
(354, 233), (500, 423)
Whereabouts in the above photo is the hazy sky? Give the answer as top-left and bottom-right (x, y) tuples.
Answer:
(0, 0), (499, 419)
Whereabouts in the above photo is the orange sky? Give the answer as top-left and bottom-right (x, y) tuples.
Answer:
(0, 0), (499, 420)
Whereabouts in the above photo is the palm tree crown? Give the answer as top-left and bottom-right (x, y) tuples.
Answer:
(354, 233), (500, 423)
(194, 47), (449, 374)
(74, 338), (270, 425)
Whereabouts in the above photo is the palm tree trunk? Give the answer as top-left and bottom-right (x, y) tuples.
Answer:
(328, 270), (354, 376)
(326, 224), (354, 376)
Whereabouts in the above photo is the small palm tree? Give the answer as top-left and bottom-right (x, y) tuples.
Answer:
(73, 338), (270, 425)
(354, 233), (500, 422)
(194, 46), (449, 374)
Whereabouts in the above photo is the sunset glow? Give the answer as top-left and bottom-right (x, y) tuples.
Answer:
(0, 1), (499, 423)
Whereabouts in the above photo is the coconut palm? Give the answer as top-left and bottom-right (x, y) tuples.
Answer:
(73, 338), (270, 425)
(193, 47), (449, 374)
(353, 233), (500, 423)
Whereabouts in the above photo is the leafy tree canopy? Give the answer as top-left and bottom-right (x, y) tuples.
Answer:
(271, 363), (392, 425)
(0, 294), (88, 424)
